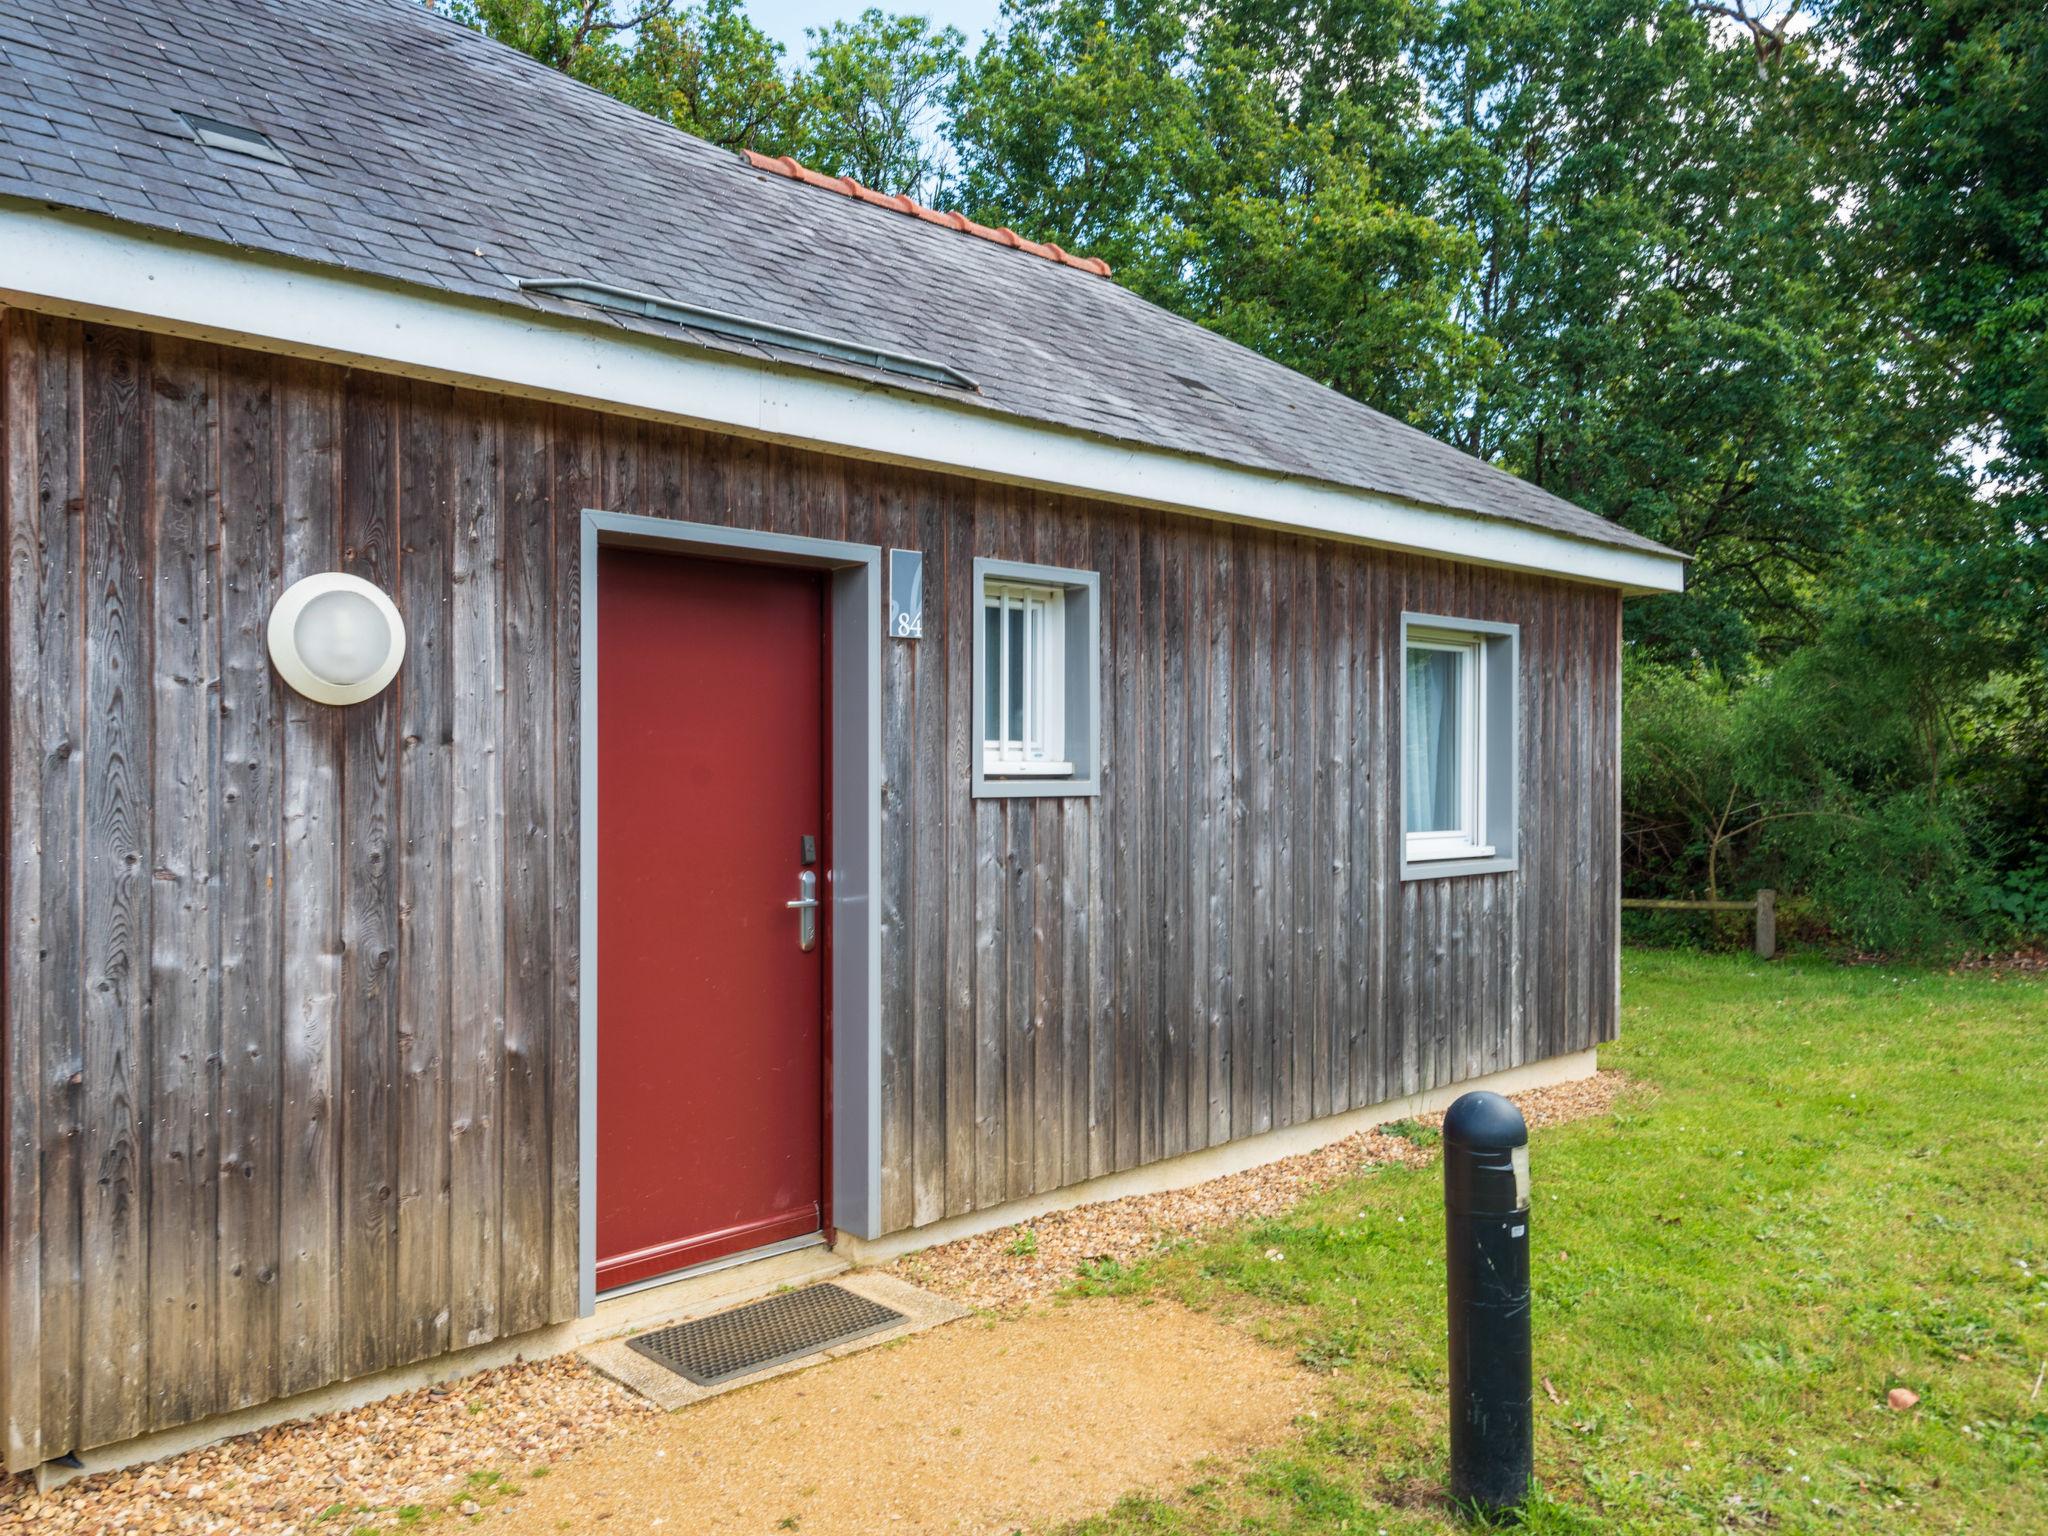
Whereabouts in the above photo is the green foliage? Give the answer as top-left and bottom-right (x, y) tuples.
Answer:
(450, 0), (799, 149)
(1380, 1117), (1440, 1147)
(1624, 515), (2047, 953)
(1827, 0), (2048, 503)
(450, 0), (966, 190)
(948, 0), (1490, 427)
(1623, 656), (1988, 956)
(1977, 853), (2048, 944)
(792, 9), (965, 198)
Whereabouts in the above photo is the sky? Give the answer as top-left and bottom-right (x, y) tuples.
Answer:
(745, 0), (1005, 59)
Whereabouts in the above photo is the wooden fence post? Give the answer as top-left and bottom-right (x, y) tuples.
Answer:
(1754, 889), (1776, 960)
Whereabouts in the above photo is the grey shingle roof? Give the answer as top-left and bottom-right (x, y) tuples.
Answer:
(0, 0), (1677, 561)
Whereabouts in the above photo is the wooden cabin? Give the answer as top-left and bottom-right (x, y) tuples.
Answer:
(0, 0), (1684, 1476)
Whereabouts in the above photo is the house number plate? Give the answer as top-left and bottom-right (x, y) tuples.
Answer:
(889, 548), (924, 639)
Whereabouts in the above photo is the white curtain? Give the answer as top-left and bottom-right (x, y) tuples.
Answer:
(1406, 648), (1461, 833)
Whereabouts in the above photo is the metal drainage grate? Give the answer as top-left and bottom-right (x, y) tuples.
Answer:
(625, 1283), (907, 1386)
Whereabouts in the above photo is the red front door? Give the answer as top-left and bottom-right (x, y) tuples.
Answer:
(597, 547), (827, 1291)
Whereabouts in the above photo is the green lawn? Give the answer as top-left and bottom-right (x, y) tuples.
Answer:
(1066, 949), (2048, 1534)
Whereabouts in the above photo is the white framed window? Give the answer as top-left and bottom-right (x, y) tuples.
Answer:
(972, 558), (1100, 798)
(1404, 630), (1489, 861)
(1401, 614), (1519, 877)
(982, 580), (1070, 775)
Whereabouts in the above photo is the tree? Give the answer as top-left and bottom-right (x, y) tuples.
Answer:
(790, 10), (966, 199)
(1826, 0), (2048, 505)
(1410, 0), (1899, 666)
(950, 0), (1487, 426)
(450, 0), (798, 151)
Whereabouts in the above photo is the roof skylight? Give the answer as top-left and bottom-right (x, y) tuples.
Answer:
(178, 112), (290, 167)
(517, 277), (979, 393)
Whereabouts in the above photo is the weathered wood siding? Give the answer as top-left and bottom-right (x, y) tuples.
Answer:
(1, 313), (1619, 1468)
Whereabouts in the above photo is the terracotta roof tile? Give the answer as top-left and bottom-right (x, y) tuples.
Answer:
(739, 149), (1113, 277)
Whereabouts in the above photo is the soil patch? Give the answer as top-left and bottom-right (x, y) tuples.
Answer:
(485, 1297), (1311, 1536)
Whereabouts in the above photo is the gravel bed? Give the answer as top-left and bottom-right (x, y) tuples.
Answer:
(0, 1355), (650, 1534)
(894, 1069), (1634, 1310)
(0, 1069), (1630, 1532)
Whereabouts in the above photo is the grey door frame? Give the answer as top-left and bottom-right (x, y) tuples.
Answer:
(578, 509), (884, 1315)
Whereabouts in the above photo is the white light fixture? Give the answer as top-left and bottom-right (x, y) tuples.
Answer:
(267, 573), (406, 705)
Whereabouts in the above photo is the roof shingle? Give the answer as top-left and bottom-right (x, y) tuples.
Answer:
(0, 0), (1678, 560)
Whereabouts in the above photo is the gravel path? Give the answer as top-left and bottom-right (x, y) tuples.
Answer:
(894, 1069), (1633, 1310)
(0, 1069), (1629, 1533)
(0, 1357), (650, 1534)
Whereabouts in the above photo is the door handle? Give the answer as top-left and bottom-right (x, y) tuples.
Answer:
(786, 868), (819, 952)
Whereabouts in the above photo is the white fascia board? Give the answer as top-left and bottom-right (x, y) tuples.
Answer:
(0, 203), (1686, 594)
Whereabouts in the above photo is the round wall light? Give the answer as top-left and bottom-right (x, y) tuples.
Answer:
(267, 573), (406, 705)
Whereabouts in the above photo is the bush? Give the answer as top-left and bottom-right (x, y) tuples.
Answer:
(1621, 644), (2032, 958)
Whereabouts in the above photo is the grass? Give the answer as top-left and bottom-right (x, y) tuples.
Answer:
(1062, 948), (2048, 1534)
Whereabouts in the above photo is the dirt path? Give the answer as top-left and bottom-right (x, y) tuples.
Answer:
(486, 1298), (1311, 1535)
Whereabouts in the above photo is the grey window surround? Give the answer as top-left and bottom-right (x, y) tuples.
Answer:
(971, 556), (1102, 799)
(1399, 611), (1521, 881)
(578, 510), (885, 1314)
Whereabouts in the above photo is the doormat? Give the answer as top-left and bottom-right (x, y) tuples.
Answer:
(625, 1282), (907, 1386)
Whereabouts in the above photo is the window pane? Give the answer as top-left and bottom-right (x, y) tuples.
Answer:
(1006, 603), (1025, 745)
(1405, 647), (1463, 834)
(984, 602), (1001, 742)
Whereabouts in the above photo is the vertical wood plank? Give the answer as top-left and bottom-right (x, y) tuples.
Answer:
(395, 381), (453, 1365)
(1181, 518), (1210, 1155)
(1086, 493), (1119, 1180)
(1003, 517), (1037, 1198)
(147, 335), (227, 1430)
(448, 395), (505, 1348)
(1228, 528), (1255, 1138)
(1272, 539), (1298, 1126)
(1375, 551), (1397, 1107)
(216, 347), (283, 1412)
(1026, 507), (1062, 1198)
(4, 310), (87, 1465)
(277, 358), (343, 1399)
(78, 324), (150, 1446)
(549, 411), (594, 1322)
(1386, 557), (1411, 1101)
(1089, 499), (1122, 1187)
(1029, 747), (1061, 1194)
(1133, 512), (1160, 1166)
(911, 479), (952, 1225)
(1290, 540), (1316, 1125)
(1111, 503), (1143, 1172)
(877, 475), (916, 1233)
(1602, 585), (1616, 1037)
(941, 480), (977, 1212)
(337, 369), (400, 1384)
(1159, 517), (1188, 1159)
(1059, 499), (1093, 1187)
(970, 485), (1006, 1209)
(498, 400), (553, 1334)
(1318, 548), (1346, 1119)
(1206, 529), (1235, 1148)
(495, 403), (552, 1327)
(1250, 534), (1276, 1134)
(0, 307), (44, 1471)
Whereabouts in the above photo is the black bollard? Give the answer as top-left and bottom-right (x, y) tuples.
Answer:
(1443, 1090), (1533, 1515)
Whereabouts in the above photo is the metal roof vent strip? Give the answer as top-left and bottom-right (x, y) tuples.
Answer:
(177, 111), (291, 167)
(516, 277), (980, 393)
